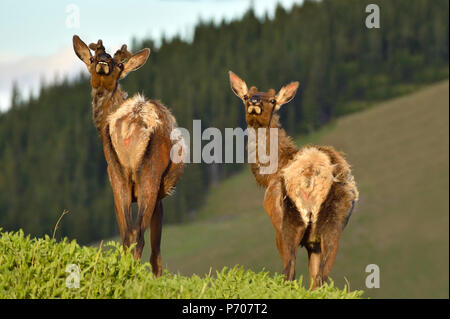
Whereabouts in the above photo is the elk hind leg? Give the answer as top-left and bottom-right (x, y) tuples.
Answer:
(149, 200), (163, 277)
(319, 231), (341, 285)
(265, 180), (304, 280)
(306, 243), (322, 289)
(317, 202), (349, 285)
(281, 210), (306, 281)
(133, 174), (162, 261)
(108, 166), (132, 248)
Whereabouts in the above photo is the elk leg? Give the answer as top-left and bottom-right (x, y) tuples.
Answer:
(264, 180), (305, 280)
(107, 165), (132, 247)
(274, 228), (299, 278)
(274, 230), (286, 266)
(264, 181), (289, 275)
(319, 231), (341, 284)
(281, 209), (305, 281)
(306, 245), (321, 289)
(149, 200), (163, 277)
(316, 197), (351, 285)
(283, 243), (297, 280)
(132, 172), (163, 260)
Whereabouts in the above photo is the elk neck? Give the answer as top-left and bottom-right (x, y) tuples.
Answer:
(91, 84), (128, 135)
(248, 114), (299, 188)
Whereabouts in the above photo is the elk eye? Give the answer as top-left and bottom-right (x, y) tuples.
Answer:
(243, 95), (249, 100)
(270, 99), (276, 104)
(89, 57), (94, 63)
(118, 63), (123, 69)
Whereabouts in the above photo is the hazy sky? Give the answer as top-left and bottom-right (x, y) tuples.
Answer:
(0, 0), (302, 111)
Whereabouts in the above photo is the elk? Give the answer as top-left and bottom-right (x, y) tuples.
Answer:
(229, 71), (359, 288)
(73, 35), (184, 276)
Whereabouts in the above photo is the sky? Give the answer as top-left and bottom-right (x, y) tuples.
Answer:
(0, 0), (303, 111)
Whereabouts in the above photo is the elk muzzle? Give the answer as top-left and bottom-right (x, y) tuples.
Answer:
(94, 53), (114, 75)
(95, 61), (110, 75)
(247, 94), (263, 114)
(248, 105), (262, 115)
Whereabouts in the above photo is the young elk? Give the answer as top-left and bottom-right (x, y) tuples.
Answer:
(229, 71), (359, 288)
(73, 35), (184, 276)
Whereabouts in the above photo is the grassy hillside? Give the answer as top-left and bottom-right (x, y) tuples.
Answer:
(136, 80), (449, 299)
(0, 230), (362, 298)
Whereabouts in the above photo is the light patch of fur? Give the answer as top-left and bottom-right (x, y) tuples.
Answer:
(283, 147), (335, 224)
(91, 87), (128, 131)
(91, 89), (110, 129)
(345, 173), (359, 202)
(169, 128), (187, 163)
(108, 94), (161, 171)
(166, 186), (176, 196)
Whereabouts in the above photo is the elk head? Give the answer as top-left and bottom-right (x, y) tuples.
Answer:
(229, 71), (299, 128)
(73, 35), (150, 92)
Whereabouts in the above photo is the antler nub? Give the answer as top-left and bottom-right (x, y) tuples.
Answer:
(89, 39), (105, 55)
(114, 44), (132, 63)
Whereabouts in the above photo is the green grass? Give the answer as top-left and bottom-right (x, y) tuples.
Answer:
(0, 229), (362, 299)
(135, 80), (449, 299)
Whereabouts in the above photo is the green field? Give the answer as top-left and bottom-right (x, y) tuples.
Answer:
(0, 230), (361, 298)
(136, 81), (449, 299)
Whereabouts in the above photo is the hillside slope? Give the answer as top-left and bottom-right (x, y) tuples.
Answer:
(139, 81), (449, 298)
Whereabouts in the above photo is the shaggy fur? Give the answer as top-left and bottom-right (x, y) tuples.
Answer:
(108, 94), (170, 173)
(315, 145), (359, 202)
(283, 147), (335, 224)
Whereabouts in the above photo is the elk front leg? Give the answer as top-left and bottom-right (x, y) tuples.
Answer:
(149, 201), (163, 277)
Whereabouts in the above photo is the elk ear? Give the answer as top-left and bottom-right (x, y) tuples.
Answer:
(229, 71), (248, 100)
(73, 35), (92, 66)
(120, 48), (150, 79)
(274, 81), (299, 111)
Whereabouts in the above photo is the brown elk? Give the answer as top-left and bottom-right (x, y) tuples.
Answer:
(73, 35), (184, 276)
(229, 71), (359, 288)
